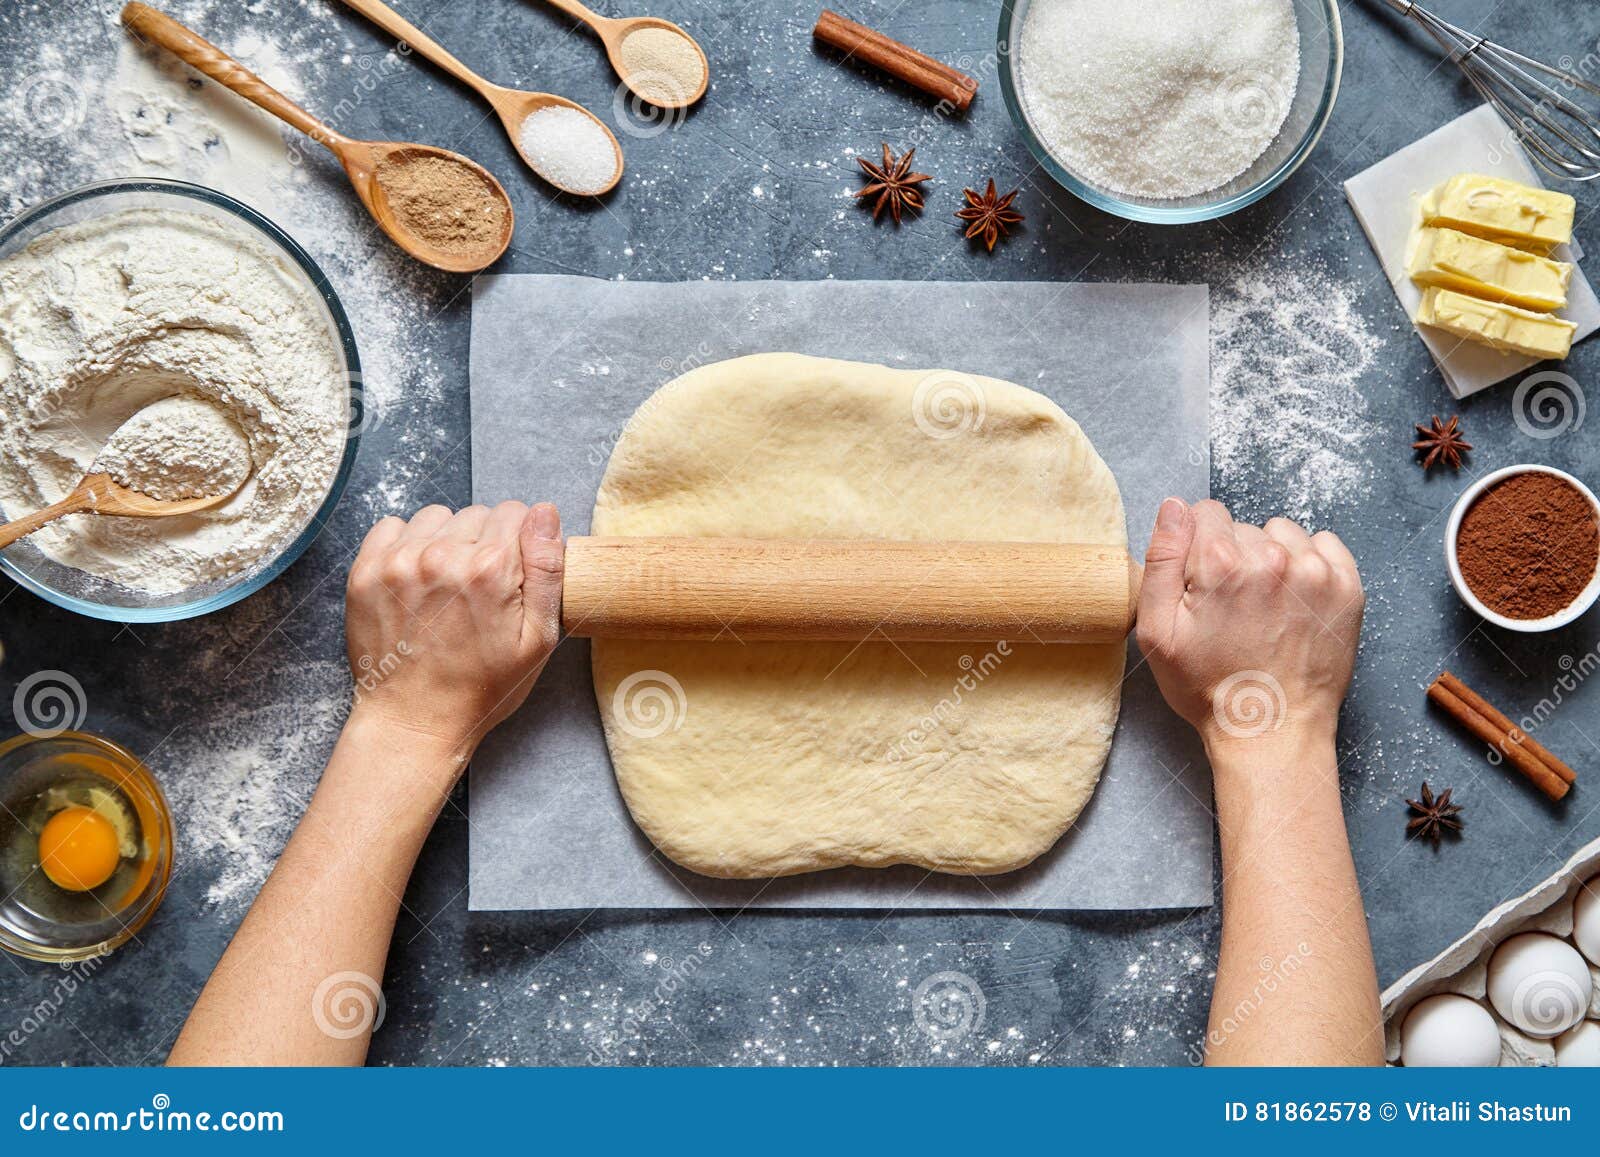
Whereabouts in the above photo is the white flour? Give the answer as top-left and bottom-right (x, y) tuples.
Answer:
(94, 395), (252, 501)
(1018, 0), (1300, 199)
(0, 208), (345, 593)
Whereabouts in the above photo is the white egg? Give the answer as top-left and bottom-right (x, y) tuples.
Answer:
(1554, 1019), (1600, 1067)
(1487, 932), (1593, 1038)
(1401, 994), (1503, 1067)
(1574, 876), (1600, 967)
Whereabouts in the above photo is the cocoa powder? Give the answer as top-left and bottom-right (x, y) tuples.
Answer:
(1456, 471), (1599, 620)
(374, 152), (507, 259)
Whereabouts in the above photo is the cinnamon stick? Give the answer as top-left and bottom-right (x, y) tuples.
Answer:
(813, 9), (977, 113)
(1426, 673), (1573, 801)
(1436, 671), (1576, 785)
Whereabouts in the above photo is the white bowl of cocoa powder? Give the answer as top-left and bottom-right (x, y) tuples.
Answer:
(1446, 464), (1600, 632)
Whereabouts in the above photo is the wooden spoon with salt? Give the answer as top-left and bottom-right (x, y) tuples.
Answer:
(336, 0), (624, 196)
(542, 0), (709, 110)
(121, 3), (513, 273)
(0, 474), (239, 552)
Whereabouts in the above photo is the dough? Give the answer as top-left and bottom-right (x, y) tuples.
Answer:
(591, 353), (1127, 878)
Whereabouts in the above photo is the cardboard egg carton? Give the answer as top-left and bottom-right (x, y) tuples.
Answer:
(1381, 835), (1600, 1065)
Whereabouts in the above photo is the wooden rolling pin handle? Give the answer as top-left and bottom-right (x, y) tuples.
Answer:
(561, 537), (1141, 644)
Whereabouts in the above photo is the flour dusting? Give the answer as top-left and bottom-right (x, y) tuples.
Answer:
(153, 658), (352, 909)
(1211, 262), (1385, 525)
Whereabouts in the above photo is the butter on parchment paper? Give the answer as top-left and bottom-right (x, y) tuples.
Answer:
(1414, 286), (1577, 360)
(1407, 226), (1572, 312)
(1419, 173), (1575, 254)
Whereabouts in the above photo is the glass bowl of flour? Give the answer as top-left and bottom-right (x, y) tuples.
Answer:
(0, 180), (361, 621)
(1000, 0), (1342, 223)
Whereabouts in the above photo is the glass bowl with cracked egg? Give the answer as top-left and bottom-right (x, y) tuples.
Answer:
(0, 179), (362, 622)
(998, 0), (1343, 224)
(0, 730), (174, 962)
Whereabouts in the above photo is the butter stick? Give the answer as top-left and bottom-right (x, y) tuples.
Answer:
(1414, 286), (1576, 360)
(1419, 174), (1575, 254)
(1408, 226), (1572, 312)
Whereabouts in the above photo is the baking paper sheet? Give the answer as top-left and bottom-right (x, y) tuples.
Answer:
(1345, 104), (1600, 399)
(468, 276), (1212, 910)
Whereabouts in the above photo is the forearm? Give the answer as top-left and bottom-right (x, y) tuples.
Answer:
(167, 711), (466, 1066)
(1203, 726), (1382, 1066)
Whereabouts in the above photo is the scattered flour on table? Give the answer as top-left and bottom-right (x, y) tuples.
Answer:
(1211, 262), (1385, 526)
(153, 658), (352, 909)
(550, 935), (1212, 1066)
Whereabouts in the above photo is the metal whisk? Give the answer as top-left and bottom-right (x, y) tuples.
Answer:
(1385, 0), (1600, 181)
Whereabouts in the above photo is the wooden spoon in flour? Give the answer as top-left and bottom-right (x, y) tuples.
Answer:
(120, 3), (514, 273)
(0, 475), (239, 551)
(0, 395), (251, 550)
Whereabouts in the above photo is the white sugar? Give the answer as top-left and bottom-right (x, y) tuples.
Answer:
(1018, 0), (1300, 200)
(518, 106), (617, 195)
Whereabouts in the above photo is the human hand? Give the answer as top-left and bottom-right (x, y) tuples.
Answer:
(1134, 498), (1363, 752)
(343, 502), (565, 756)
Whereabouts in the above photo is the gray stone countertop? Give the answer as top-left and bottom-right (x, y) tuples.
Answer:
(1, 0), (1598, 1066)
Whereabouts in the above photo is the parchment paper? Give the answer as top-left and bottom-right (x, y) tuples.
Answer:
(468, 276), (1212, 910)
(1345, 104), (1600, 400)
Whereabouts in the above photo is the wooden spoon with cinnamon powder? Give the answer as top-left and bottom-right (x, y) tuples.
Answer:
(122, 3), (512, 273)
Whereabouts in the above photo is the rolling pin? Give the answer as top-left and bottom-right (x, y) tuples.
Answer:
(561, 538), (1142, 643)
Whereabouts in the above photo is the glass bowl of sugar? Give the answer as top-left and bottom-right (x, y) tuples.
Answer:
(0, 179), (362, 622)
(1000, 0), (1343, 224)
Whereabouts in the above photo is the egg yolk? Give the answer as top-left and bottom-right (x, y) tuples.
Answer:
(38, 806), (121, 892)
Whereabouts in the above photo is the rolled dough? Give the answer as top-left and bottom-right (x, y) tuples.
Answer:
(591, 353), (1127, 878)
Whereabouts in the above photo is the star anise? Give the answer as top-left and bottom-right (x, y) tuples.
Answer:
(854, 143), (930, 225)
(1405, 781), (1464, 848)
(955, 179), (1023, 251)
(1412, 414), (1472, 471)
